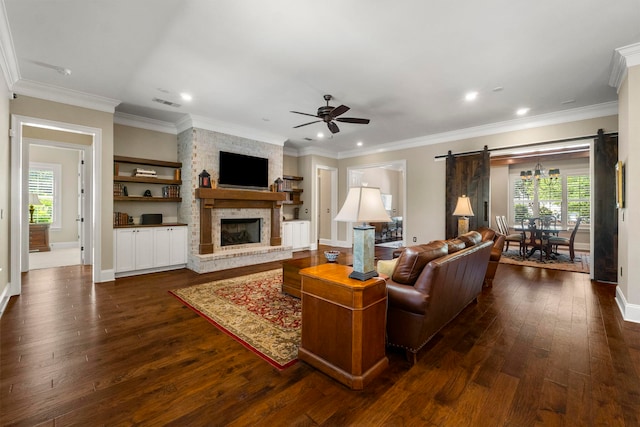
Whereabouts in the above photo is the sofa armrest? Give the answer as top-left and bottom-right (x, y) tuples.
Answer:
(490, 234), (505, 261)
(387, 281), (430, 315)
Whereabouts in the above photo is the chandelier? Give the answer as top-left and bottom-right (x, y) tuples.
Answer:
(520, 161), (559, 181)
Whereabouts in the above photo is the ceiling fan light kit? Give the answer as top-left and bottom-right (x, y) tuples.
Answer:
(291, 94), (370, 134)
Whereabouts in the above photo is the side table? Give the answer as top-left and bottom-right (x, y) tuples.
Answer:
(298, 263), (388, 390)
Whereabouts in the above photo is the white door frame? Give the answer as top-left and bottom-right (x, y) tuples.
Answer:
(25, 138), (88, 267)
(10, 115), (102, 295)
(315, 164), (338, 246)
(344, 160), (407, 246)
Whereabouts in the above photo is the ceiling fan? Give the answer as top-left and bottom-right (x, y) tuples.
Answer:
(291, 94), (370, 134)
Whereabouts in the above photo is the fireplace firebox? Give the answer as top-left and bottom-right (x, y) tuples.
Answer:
(221, 218), (261, 247)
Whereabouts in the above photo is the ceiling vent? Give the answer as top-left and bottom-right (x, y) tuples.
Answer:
(152, 97), (181, 108)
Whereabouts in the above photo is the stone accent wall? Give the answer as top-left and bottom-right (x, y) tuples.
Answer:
(178, 127), (290, 273)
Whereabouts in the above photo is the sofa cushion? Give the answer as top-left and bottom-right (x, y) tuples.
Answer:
(445, 238), (466, 253)
(457, 230), (482, 247)
(376, 258), (398, 277)
(392, 241), (448, 285)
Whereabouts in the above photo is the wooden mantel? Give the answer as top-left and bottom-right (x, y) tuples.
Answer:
(195, 188), (286, 254)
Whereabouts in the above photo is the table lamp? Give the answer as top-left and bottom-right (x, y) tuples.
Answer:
(453, 195), (474, 235)
(29, 193), (41, 223)
(334, 186), (391, 280)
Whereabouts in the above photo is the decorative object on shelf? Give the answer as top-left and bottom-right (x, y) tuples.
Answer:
(28, 193), (41, 223)
(453, 195), (474, 235)
(174, 168), (181, 181)
(275, 177), (283, 192)
(123, 186), (128, 196)
(324, 250), (340, 263)
(334, 186), (391, 280)
(143, 189), (152, 197)
(199, 170), (211, 188)
(520, 160), (559, 181)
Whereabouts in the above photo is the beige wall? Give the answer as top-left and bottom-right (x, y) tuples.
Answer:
(336, 115), (618, 243)
(617, 64), (640, 309)
(0, 82), (10, 305)
(283, 155), (298, 176)
(24, 126), (92, 145)
(11, 96), (114, 274)
(29, 144), (80, 244)
(298, 154), (338, 244)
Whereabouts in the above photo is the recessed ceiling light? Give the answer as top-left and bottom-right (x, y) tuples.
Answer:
(516, 107), (530, 116)
(317, 132), (324, 138)
(357, 141), (363, 147)
(180, 93), (192, 101)
(465, 91), (478, 101)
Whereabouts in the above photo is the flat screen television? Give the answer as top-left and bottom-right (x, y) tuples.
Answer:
(218, 151), (269, 189)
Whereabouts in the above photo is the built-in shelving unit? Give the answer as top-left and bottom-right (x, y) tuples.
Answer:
(113, 156), (182, 203)
(282, 175), (303, 205)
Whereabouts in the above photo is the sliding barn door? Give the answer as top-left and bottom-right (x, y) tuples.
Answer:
(593, 129), (618, 283)
(445, 147), (490, 239)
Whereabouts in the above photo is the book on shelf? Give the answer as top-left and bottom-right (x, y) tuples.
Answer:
(134, 168), (157, 175)
(113, 212), (129, 226)
(113, 183), (124, 196)
(162, 185), (181, 198)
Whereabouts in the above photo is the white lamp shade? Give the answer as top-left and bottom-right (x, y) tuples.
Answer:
(29, 193), (42, 205)
(334, 187), (392, 223)
(453, 195), (474, 217)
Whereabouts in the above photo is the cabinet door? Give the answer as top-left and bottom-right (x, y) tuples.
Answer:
(282, 222), (293, 248)
(169, 227), (188, 265)
(115, 229), (136, 272)
(154, 228), (172, 267)
(134, 228), (155, 270)
(299, 221), (310, 248)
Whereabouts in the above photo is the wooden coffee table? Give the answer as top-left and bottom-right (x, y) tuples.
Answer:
(282, 252), (352, 298)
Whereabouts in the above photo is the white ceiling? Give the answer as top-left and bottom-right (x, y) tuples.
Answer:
(3, 0), (640, 156)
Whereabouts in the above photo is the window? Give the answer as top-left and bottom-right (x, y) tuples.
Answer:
(510, 168), (590, 229)
(29, 162), (62, 229)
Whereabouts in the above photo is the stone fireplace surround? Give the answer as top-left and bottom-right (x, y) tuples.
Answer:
(178, 126), (292, 274)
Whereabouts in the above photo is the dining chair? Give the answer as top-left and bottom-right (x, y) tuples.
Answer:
(548, 217), (581, 261)
(500, 215), (525, 258)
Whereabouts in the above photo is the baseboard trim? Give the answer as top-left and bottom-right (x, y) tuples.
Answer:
(0, 284), (10, 317)
(615, 286), (640, 324)
(99, 269), (115, 283)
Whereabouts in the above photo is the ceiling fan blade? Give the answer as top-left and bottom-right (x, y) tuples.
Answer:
(293, 120), (322, 128)
(327, 121), (340, 134)
(290, 110), (320, 118)
(336, 117), (370, 124)
(330, 105), (350, 118)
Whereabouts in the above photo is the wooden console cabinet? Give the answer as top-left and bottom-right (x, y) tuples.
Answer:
(298, 263), (388, 390)
(29, 223), (51, 252)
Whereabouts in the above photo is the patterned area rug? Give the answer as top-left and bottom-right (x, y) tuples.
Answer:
(169, 270), (301, 369)
(499, 249), (590, 274)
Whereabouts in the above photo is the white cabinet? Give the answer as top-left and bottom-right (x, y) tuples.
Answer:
(114, 225), (187, 276)
(282, 220), (310, 251)
(154, 226), (187, 266)
(114, 228), (154, 272)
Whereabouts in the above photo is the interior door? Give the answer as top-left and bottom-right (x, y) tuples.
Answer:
(445, 146), (490, 239)
(77, 153), (85, 264)
(593, 129), (618, 282)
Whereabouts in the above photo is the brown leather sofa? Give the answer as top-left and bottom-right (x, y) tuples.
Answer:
(385, 232), (493, 363)
(476, 227), (506, 287)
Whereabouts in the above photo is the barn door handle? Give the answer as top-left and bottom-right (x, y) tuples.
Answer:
(484, 201), (488, 222)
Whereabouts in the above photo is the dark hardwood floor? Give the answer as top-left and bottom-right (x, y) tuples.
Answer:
(2, 246), (640, 426)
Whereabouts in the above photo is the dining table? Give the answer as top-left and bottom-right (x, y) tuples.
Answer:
(513, 223), (566, 260)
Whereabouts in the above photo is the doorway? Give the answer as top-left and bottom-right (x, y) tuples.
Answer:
(10, 115), (102, 296)
(316, 165), (338, 246)
(27, 139), (86, 269)
(344, 160), (406, 247)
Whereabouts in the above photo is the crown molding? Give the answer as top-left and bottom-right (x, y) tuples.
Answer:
(336, 101), (618, 159)
(12, 79), (120, 113)
(176, 114), (287, 146)
(283, 146), (299, 157)
(0, 2), (19, 92)
(609, 42), (640, 92)
(114, 111), (177, 134)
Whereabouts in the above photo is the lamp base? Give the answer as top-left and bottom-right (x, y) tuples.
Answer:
(348, 269), (378, 281)
(457, 217), (469, 235)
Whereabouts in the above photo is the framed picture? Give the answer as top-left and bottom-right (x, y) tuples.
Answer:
(615, 161), (625, 209)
